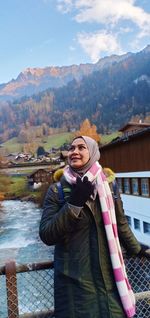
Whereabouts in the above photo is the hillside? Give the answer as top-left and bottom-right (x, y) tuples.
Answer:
(1, 132), (73, 153)
(1, 132), (119, 154)
(0, 52), (130, 101)
(0, 45), (150, 141)
(53, 45), (150, 131)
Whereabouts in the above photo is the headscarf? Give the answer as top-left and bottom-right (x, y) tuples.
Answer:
(68, 136), (100, 176)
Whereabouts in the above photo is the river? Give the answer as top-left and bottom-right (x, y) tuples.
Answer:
(0, 200), (54, 317)
(0, 200), (53, 266)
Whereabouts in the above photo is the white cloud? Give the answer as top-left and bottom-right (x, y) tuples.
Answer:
(118, 27), (133, 34)
(56, 0), (150, 59)
(56, 0), (73, 13)
(57, 0), (150, 36)
(77, 31), (122, 62)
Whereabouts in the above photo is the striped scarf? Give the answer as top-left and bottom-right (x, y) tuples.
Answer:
(64, 161), (136, 318)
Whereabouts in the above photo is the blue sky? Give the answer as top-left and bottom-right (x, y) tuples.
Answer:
(0, 0), (150, 83)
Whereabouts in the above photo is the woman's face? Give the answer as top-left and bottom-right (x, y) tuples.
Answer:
(68, 138), (90, 169)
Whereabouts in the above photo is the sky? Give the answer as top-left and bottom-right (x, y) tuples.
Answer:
(0, 0), (150, 84)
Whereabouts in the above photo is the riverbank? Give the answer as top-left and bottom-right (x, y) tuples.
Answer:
(0, 200), (52, 266)
(0, 174), (49, 207)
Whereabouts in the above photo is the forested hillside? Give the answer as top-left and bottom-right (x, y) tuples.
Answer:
(0, 45), (150, 142)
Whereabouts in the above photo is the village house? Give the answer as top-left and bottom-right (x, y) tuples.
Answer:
(27, 169), (53, 188)
(27, 162), (66, 189)
(16, 153), (34, 162)
(100, 122), (150, 246)
(118, 121), (150, 137)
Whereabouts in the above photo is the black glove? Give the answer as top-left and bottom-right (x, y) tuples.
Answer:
(69, 176), (94, 207)
(138, 247), (150, 260)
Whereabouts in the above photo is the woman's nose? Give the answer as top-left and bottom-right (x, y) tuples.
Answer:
(72, 146), (79, 153)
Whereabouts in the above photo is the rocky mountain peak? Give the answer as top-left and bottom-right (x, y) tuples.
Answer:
(0, 45), (149, 101)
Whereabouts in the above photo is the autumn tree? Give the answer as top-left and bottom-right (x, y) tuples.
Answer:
(75, 119), (101, 143)
(35, 127), (43, 138)
(0, 152), (9, 201)
(18, 129), (31, 143)
(23, 142), (38, 155)
(42, 123), (49, 136)
(144, 115), (150, 123)
(0, 146), (9, 167)
(0, 173), (11, 200)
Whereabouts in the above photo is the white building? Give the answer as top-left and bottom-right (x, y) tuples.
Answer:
(100, 122), (150, 246)
(116, 171), (150, 246)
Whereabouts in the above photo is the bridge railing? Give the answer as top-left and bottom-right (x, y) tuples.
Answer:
(0, 257), (150, 318)
(0, 260), (54, 318)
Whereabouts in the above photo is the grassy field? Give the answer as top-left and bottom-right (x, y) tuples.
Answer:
(0, 174), (30, 199)
(0, 174), (49, 205)
(43, 132), (73, 151)
(101, 131), (121, 144)
(8, 176), (30, 197)
(2, 137), (21, 153)
(2, 132), (73, 153)
(1, 131), (120, 154)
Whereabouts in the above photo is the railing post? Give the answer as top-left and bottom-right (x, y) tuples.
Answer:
(5, 260), (19, 318)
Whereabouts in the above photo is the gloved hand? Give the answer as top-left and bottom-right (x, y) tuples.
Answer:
(138, 248), (150, 260)
(69, 176), (94, 207)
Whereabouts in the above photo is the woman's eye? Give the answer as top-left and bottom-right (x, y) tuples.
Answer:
(69, 146), (75, 151)
(68, 144), (86, 151)
(78, 146), (85, 150)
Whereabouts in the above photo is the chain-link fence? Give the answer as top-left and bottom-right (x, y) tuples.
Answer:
(0, 261), (54, 318)
(0, 257), (150, 318)
(125, 257), (150, 318)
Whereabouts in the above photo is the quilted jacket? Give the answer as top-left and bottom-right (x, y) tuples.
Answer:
(39, 176), (141, 318)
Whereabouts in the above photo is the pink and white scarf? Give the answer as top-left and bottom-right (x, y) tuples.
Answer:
(64, 161), (136, 318)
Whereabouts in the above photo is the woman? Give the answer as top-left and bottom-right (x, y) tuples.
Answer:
(39, 136), (149, 318)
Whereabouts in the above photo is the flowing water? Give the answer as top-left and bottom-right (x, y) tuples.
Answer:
(0, 200), (54, 317)
(0, 200), (53, 266)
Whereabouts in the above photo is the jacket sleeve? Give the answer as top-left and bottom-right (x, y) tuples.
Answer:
(114, 187), (141, 255)
(39, 184), (82, 246)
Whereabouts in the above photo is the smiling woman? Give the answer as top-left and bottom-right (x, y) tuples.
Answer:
(39, 135), (148, 318)
(68, 137), (90, 169)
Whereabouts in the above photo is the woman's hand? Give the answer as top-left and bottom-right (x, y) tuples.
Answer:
(138, 248), (150, 260)
(69, 176), (94, 207)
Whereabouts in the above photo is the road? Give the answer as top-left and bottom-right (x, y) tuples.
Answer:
(1, 163), (65, 175)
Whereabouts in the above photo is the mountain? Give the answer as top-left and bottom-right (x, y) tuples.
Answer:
(0, 45), (150, 141)
(0, 53), (131, 101)
(50, 45), (150, 132)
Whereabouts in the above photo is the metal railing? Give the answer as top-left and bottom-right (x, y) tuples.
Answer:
(125, 257), (150, 318)
(0, 257), (150, 318)
(0, 260), (54, 318)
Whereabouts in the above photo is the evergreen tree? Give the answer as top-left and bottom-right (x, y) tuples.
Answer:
(37, 146), (45, 156)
